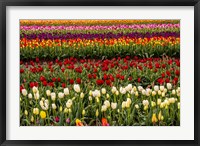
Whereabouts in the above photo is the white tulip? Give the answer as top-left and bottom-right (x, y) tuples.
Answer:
(130, 89), (135, 95)
(111, 102), (117, 109)
(32, 86), (38, 93)
(172, 89), (176, 95)
(73, 84), (80, 93)
(28, 93), (32, 99)
(66, 99), (72, 108)
(101, 88), (106, 94)
(126, 98), (132, 105)
(152, 91), (156, 96)
(138, 86), (143, 92)
(115, 90), (119, 96)
(52, 103), (57, 110)
(120, 87), (126, 94)
(154, 85), (159, 92)
(80, 92), (84, 99)
(111, 86), (117, 93)
(33, 108), (39, 115)
(58, 92), (64, 99)
(101, 105), (107, 112)
(162, 92), (165, 97)
(142, 100), (149, 106)
(142, 89), (146, 95)
(104, 100), (110, 108)
(135, 104), (139, 109)
(92, 90), (101, 98)
(164, 88), (167, 93)
(46, 90), (51, 96)
(22, 89), (27, 96)
(167, 83), (172, 90)
(160, 86), (164, 92)
(64, 88), (69, 95)
(34, 92), (39, 100)
(158, 90), (162, 95)
(122, 101), (126, 109)
(157, 98), (161, 105)
(106, 94), (110, 99)
(125, 84), (132, 92)
(51, 92), (56, 101)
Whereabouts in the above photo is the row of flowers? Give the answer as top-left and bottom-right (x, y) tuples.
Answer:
(20, 20), (180, 26)
(21, 23), (180, 30)
(20, 37), (180, 59)
(20, 57), (180, 90)
(20, 83), (180, 126)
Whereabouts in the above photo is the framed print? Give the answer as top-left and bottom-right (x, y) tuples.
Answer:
(0, 0), (200, 146)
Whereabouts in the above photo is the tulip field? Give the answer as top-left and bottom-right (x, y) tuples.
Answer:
(20, 20), (180, 126)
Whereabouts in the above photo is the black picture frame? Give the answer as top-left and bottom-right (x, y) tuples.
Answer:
(0, 0), (199, 146)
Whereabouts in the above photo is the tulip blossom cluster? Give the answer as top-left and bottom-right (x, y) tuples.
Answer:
(20, 20), (180, 126)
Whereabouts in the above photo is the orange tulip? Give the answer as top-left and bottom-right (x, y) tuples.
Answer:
(76, 119), (84, 126)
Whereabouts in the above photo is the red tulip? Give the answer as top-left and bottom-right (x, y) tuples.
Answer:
(69, 79), (74, 84)
(57, 77), (61, 82)
(96, 79), (104, 85)
(20, 68), (24, 73)
(76, 78), (81, 84)
(42, 81), (47, 86)
(62, 83), (66, 88)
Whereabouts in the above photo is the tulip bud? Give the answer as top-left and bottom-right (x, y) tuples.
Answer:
(152, 113), (158, 123)
(22, 89), (28, 96)
(64, 108), (68, 113)
(95, 109), (99, 117)
(158, 90), (162, 95)
(32, 86), (38, 94)
(52, 103), (57, 110)
(89, 96), (92, 101)
(51, 92), (56, 101)
(178, 102), (180, 109)
(60, 106), (63, 111)
(24, 110), (28, 116)
(161, 92), (165, 97)
(151, 101), (156, 107)
(96, 97), (99, 103)
(157, 98), (161, 105)
(31, 116), (34, 122)
(144, 105), (148, 110)
(115, 90), (119, 96)
(172, 89), (176, 95)
(68, 108), (72, 113)
(46, 90), (51, 96)
(135, 104), (139, 109)
(101, 88), (106, 94)
(111, 102), (117, 110)
(28, 93), (32, 99)
(152, 91), (156, 96)
(122, 101), (126, 109)
(80, 92), (84, 99)
(89, 90), (93, 96)
(64, 88), (69, 95)
(82, 110), (85, 116)
(101, 105), (107, 112)
(135, 91), (139, 97)
(106, 94), (110, 99)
